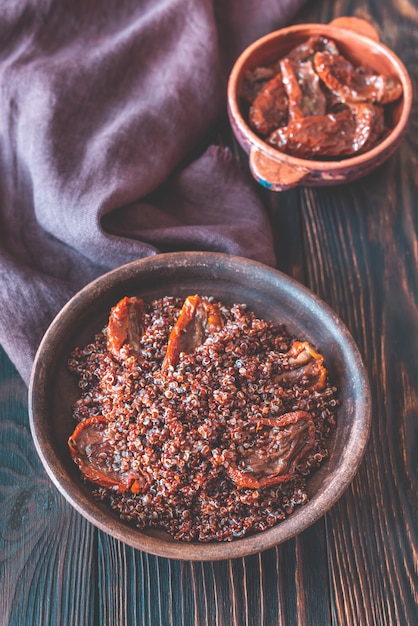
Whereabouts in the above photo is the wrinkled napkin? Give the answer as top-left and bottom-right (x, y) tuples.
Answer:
(0, 0), (306, 384)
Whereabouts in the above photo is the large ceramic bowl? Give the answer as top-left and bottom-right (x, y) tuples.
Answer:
(28, 252), (371, 560)
(227, 17), (412, 191)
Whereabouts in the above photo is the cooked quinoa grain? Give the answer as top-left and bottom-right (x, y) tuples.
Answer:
(68, 295), (338, 542)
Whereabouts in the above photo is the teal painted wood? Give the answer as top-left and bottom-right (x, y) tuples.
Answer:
(96, 528), (333, 626)
(0, 348), (97, 626)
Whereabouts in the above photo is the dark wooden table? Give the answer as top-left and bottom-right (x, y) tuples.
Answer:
(1, 1), (417, 624)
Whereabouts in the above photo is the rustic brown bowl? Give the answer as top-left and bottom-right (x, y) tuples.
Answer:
(28, 252), (371, 560)
(227, 17), (412, 190)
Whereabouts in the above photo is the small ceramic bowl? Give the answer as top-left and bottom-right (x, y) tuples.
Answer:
(28, 252), (371, 561)
(227, 17), (412, 190)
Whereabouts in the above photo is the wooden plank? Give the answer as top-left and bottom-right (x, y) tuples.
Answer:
(294, 1), (418, 622)
(299, 149), (418, 624)
(0, 348), (97, 625)
(96, 530), (334, 626)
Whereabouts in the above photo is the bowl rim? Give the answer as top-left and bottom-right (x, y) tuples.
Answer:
(227, 22), (413, 171)
(28, 252), (372, 560)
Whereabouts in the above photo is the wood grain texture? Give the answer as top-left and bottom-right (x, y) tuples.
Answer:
(0, 350), (97, 626)
(293, 3), (418, 623)
(95, 522), (334, 626)
(301, 168), (418, 624)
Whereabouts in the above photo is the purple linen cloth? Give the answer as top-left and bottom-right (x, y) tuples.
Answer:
(0, 0), (306, 384)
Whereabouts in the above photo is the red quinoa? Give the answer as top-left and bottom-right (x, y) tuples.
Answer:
(68, 296), (338, 542)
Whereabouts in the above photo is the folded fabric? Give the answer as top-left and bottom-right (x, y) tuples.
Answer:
(0, 0), (307, 384)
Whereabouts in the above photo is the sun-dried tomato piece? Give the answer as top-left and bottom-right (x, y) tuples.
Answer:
(314, 50), (403, 104)
(107, 296), (145, 357)
(268, 108), (355, 157)
(241, 65), (277, 103)
(280, 57), (327, 121)
(355, 65), (403, 104)
(248, 72), (288, 135)
(288, 340), (322, 364)
(245, 35), (402, 160)
(350, 102), (386, 152)
(68, 416), (148, 494)
(226, 411), (315, 489)
(265, 125), (288, 152)
(268, 101), (386, 158)
(162, 295), (224, 370)
(274, 341), (327, 390)
(287, 35), (339, 64)
(357, 103), (386, 152)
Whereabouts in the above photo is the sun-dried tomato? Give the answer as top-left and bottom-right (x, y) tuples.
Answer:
(268, 108), (357, 157)
(68, 416), (148, 494)
(242, 35), (403, 159)
(241, 65), (277, 103)
(349, 102), (386, 152)
(162, 295), (224, 370)
(249, 72), (288, 135)
(107, 296), (145, 357)
(287, 35), (339, 64)
(267, 103), (385, 159)
(280, 57), (326, 121)
(314, 50), (403, 104)
(275, 340), (327, 390)
(226, 411), (316, 489)
(356, 103), (386, 152)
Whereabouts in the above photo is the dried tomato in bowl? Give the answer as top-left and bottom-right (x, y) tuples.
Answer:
(242, 35), (402, 159)
(68, 295), (339, 542)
